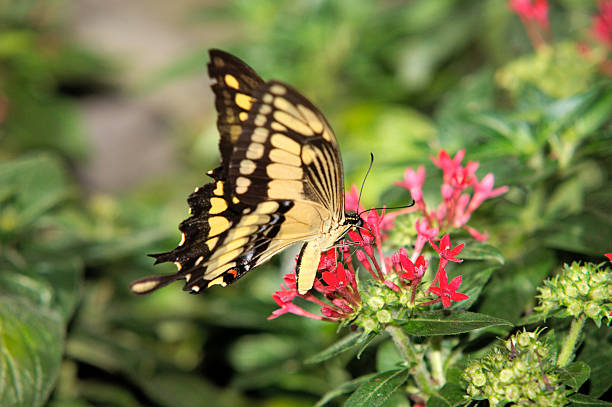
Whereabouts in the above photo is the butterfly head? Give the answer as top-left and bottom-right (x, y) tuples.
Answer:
(344, 211), (363, 228)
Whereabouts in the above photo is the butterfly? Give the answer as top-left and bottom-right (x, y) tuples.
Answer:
(130, 49), (361, 296)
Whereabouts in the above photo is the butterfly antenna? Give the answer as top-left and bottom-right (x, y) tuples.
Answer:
(357, 153), (375, 211)
(357, 200), (416, 218)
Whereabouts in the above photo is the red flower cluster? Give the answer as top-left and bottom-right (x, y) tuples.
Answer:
(270, 216), (470, 321)
(269, 150), (506, 322)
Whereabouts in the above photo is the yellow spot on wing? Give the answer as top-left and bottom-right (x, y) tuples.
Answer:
(274, 111), (314, 136)
(179, 232), (186, 246)
(239, 159), (256, 175)
(268, 180), (304, 199)
(256, 201), (280, 214)
(206, 237), (219, 251)
(274, 97), (304, 120)
(209, 216), (230, 236)
(213, 181), (224, 196)
(209, 197), (227, 214)
(239, 112), (248, 122)
(246, 142), (264, 159)
(195, 256), (204, 266)
(235, 93), (253, 110)
(252, 127), (269, 143)
(298, 104), (323, 134)
(267, 163), (303, 180)
(270, 148), (301, 167)
(131, 280), (162, 294)
(271, 134), (301, 155)
(232, 196), (240, 204)
(208, 276), (227, 287)
(271, 121), (287, 131)
(224, 74), (239, 89)
(224, 237), (248, 252)
(270, 84), (286, 95)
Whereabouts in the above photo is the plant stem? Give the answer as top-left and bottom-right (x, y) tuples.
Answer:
(386, 325), (434, 394)
(557, 313), (586, 368)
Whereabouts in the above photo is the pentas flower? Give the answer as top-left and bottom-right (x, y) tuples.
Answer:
(429, 234), (465, 270)
(396, 149), (508, 242)
(269, 150), (510, 323)
(508, 0), (550, 50)
(395, 165), (425, 202)
(428, 275), (470, 308)
(592, 0), (612, 47)
(509, 0), (549, 28)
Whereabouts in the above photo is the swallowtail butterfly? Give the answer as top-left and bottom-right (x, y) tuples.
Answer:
(130, 50), (361, 295)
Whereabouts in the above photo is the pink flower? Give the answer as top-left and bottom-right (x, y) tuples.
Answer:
(468, 173), (509, 213)
(592, 1), (612, 46)
(431, 150), (465, 182)
(605, 253), (612, 263)
(396, 165), (425, 202)
(509, 0), (549, 28)
(345, 184), (365, 213)
(428, 275), (470, 308)
(414, 219), (439, 258)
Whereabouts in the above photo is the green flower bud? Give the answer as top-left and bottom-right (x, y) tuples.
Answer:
(361, 317), (377, 332)
(590, 286), (606, 301)
(472, 372), (487, 387)
(367, 296), (384, 310)
(584, 302), (601, 319)
(499, 368), (514, 384)
(567, 301), (582, 317)
(577, 281), (590, 296)
(376, 309), (392, 324)
(564, 283), (578, 297)
(505, 384), (520, 402)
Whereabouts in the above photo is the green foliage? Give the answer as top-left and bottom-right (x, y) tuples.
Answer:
(1, 0), (612, 406)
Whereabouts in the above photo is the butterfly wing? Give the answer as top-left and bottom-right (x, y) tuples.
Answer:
(130, 50), (346, 295)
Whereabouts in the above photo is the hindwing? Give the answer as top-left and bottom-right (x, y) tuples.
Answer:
(130, 50), (347, 295)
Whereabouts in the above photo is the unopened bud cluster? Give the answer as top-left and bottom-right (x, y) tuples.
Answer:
(463, 330), (568, 407)
(356, 278), (424, 333)
(535, 261), (612, 327)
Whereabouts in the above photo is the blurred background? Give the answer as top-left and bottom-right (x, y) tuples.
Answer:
(1, 0), (611, 406)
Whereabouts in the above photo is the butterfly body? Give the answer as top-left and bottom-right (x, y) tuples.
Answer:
(130, 50), (358, 296)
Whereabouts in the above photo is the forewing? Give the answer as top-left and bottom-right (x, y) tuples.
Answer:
(227, 80), (345, 223)
(131, 51), (345, 295)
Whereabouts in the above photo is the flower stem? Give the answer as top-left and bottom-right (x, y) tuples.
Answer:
(386, 325), (434, 394)
(557, 313), (586, 368)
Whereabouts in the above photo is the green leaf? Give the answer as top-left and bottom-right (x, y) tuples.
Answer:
(400, 311), (512, 336)
(558, 362), (591, 391)
(314, 373), (377, 407)
(344, 369), (410, 407)
(229, 334), (296, 371)
(457, 241), (504, 264)
(0, 154), (68, 227)
(568, 393), (612, 407)
(0, 295), (64, 407)
(427, 383), (467, 407)
(305, 330), (375, 364)
(576, 329), (612, 397)
(376, 340), (403, 373)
